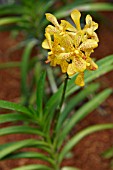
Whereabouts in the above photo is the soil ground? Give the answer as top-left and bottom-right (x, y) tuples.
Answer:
(0, 12), (113, 170)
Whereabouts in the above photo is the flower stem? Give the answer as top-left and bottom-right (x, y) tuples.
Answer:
(52, 73), (69, 140)
(59, 73), (69, 111)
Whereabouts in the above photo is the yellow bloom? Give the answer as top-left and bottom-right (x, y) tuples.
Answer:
(42, 9), (99, 86)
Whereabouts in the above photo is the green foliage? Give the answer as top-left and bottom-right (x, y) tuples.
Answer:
(0, 54), (113, 169)
(102, 147), (113, 159)
(55, 2), (113, 18)
(0, 1), (113, 169)
(0, 0), (113, 105)
(12, 164), (52, 170)
(21, 39), (37, 105)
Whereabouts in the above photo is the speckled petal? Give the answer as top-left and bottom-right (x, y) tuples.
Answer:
(92, 21), (98, 31)
(60, 34), (74, 52)
(73, 57), (86, 72)
(74, 31), (84, 48)
(45, 33), (52, 49)
(85, 14), (98, 31)
(91, 32), (99, 42)
(86, 57), (98, 70)
(46, 25), (59, 34)
(58, 52), (71, 60)
(48, 54), (57, 66)
(71, 9), (81, 30)
(86, 15), (92, 27)
(42, 39), (50, 49)
(60, 60), (69, 73)
(75, 72), (85, 86)
(79, 39), (98, 51)
(60, 20), (77, 32)
(67, 63), (76, 76)
(45, 13), (60, 28)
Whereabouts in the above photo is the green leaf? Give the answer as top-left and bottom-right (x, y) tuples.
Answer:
(44, 87), (62, 115)
(0, 113), (30, 124)
(0, 4), (28, 15)
(21, 39), (37, 103)
(0, 139), (50, 159)
(12, 164), (52, 170)
(0, 125), (45, 137)
(57, 88), (112, 148)
(0, 25), (27, 32)
(102, 147), (113, 159)
(77, 3), (113, 11)
(43, 87), (63, 133)
(0, 17), (26, 25)
(47, 67), (57, 93)
(36, 71), (46, 117)
(61, 167), (79, 170)
(97, 54), (113, 66)
(6, 151), (54, 165)
(55, 3), (113, 18)
(59, 124), (113, 164)
(0, 100), (31, 115)
(56, 83), (100, 131)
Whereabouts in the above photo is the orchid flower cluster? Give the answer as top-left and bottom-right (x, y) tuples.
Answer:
(42, 9), (99, 86)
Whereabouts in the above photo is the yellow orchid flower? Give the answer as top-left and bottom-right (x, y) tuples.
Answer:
(42, 9), (99, 86)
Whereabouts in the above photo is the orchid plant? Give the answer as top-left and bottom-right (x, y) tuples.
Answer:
(0, 9), (113, 170)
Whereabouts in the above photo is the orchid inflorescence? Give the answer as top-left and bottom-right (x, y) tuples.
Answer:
(42, 9), (99, 86)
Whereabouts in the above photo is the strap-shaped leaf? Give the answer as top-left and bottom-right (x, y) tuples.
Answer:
(0, 25), (28, 32)
(97, 54), (113, 66)
(36, 71), (46, 117)
(0, 113), (30, 124)
(59, 124), (113, 164)
(102, 147), (113, 159)
(0, 125), (45, 137)
(0, 4), (28, 15)
(43, 87), (63, 133)
(0, 139), (50, 159)
(6, 151), (54, 165)
(0, 100), (31, 115)
(0, 17), (26, 25)
(61, 167), (79, 170)
(12, 164), (52, 170)
(44, 86), (63, 115)
(57, 88), (112, 148)
(21, 39), (37, 102)
(55, 2), (113, 18)
(56, 83), (100, 131)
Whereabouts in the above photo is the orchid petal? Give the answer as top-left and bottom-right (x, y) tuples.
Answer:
(46, 13), (60, 28)
(67, 63), (76, 76)
(80, 39), (98, 51)
(71, 9), (81, 30)
(42, 39), (50, 49)
(60, 20), (77, 32)
(73, 57), (86, 72)
(75, 72), (84, 86)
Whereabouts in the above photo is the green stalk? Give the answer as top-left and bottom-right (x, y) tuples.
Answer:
(53, 73), (69, 131)
(59, 73), (69, 111)
(54, 73), (69, 132)
(46, 73), (69, 169)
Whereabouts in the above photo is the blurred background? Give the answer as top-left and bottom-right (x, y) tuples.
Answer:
(0, 0), (113, 170)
